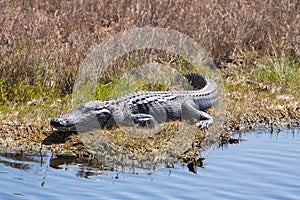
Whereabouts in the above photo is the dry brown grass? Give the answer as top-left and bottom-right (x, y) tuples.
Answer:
(0, 0), (299, 97)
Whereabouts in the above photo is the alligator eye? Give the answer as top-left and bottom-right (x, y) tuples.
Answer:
(98, 108), (111, 116)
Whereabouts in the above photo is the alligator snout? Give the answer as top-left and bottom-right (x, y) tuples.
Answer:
(50, 118), (66, 127)
(50, 117), (76, 132)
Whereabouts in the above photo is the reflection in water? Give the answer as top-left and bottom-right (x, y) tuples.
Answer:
(50, 152), (206, 176)
(0, 128), (299, 200)
(50, 155), (105, 178)
(0, 151), (47, 171)
(0, 159), (30, 171)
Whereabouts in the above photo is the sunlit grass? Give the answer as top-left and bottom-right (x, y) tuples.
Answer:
(254, 56), (300, 88)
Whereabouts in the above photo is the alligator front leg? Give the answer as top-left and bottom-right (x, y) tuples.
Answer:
(182, 100), (214, 128)
(130, 114), (156, 128)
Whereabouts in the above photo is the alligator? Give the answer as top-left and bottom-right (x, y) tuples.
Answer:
(50, 73), (218, 132)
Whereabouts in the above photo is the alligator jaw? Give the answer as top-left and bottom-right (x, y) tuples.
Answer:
(50, 118), (77, 132)
(50, 113), (107, 132)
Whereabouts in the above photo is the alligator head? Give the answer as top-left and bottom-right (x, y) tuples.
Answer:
(50, 101), (114, 132)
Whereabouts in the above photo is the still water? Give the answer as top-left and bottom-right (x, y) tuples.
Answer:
(1, 128), (299, 200)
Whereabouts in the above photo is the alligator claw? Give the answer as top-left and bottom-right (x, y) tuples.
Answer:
(131, 114), (156, 128)
(195, 119), (214, 129)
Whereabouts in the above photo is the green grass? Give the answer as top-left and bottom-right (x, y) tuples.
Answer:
(254, 56), (300, 87)
(95, 82), (115, 100)
(95, 80), (168, 101)
(0, 80), (49, 105)
(0, 79), (71, 123)
(223, 53), (299, 100)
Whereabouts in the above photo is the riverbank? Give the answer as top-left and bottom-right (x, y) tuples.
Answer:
(0, 1), (299, 166)
(0, 57), (299, 156)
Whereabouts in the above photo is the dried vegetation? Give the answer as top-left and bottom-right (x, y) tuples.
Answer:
(0, 1), (299, 157)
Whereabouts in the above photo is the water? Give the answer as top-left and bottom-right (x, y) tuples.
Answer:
(0, 128), (299, 200)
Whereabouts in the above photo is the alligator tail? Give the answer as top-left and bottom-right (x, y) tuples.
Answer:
(184, 73), (207, 89)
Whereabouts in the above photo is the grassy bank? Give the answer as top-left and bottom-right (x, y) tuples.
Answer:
(0, 1), (299, 157)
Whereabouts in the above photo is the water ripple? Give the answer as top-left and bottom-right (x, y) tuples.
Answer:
(0, 128), (299, 199)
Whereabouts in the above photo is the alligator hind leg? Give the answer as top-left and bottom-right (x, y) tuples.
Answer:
(182, 100), (214, 128)
(194, 112), (214, 128)
(130, 114), (156, 128)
